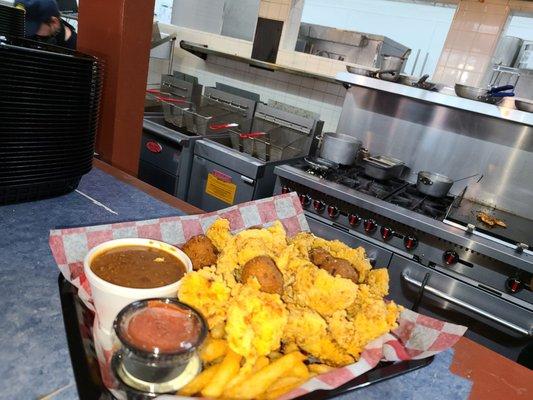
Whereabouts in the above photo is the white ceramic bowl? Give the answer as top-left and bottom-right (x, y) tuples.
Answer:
(83, 238), (192, 333)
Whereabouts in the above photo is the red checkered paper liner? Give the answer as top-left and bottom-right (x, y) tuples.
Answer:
(49, 192), (308, 310)
(160, 309), (466, 400)
(49, 192), (467, 399)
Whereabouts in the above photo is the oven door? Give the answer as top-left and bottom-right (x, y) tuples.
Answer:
(388, 254), (533, 362)
(306, 214), (393, 268)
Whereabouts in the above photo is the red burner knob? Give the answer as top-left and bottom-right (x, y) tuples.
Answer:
(404, 236), (418, 250)
(327, 205), (339, 219)
(380, 226), (394, 241)
(363, 219), (377, 234)
(298, 193), (311, 207)
(348, 214), (361, 226)
(281, 186), (290, 194)
(313, 200), (325, 213)
(505, 277), (523, 294)
(443, 250), (459, 265)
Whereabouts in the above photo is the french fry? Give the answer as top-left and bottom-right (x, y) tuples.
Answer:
(262, 376), (308, 400)
(224, 356), (271, 394)
(290, 360), (309, 379)
(228, 351), (305, 399)
(200, 337), (228, 363)
(177, 363), (220, 396)
(308, 363), (335, 374)
(201, 349), (242, 398)
(267, 376), (302, 392)
(252, 356), (270, 373)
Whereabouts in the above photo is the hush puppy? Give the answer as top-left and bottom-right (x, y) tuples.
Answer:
(309, 247), (358, 283)
(182, 234), (218, 270)
(241, 255), (284, 295)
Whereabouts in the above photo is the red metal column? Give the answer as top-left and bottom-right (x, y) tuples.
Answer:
(77, 0), (155, 175)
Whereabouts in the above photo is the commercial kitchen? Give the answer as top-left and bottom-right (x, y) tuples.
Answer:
(1, 0), (533, 399)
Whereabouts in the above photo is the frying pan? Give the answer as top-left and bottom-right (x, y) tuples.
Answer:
(399, 74), (441, 91)
(515, 98), (533, 113)
(346, 65), (378, 77)
(454, 84), (514, 104)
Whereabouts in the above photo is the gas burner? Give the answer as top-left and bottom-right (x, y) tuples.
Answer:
(421, 202), (448, 218)
(304, 157), (338, 173)
(336, 176), (359, 188)
(304, 167), (326, 178)
(387, 184), (454, 220)
(390, 195), (414, 208)
(358, 181), (391, 199)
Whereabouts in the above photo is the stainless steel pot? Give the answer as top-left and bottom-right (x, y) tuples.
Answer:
(417, 171), (482, 198)
(378, 50), (410, 82)
(319, 132), (362, 165)
(364, 155), (405, 180)
(417, 171), (453, 198)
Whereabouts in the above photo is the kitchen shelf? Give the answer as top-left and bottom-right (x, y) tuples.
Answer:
(180, 40), (533, 127)
(180, 40), (338, 84)
(336, 71), (533, 127)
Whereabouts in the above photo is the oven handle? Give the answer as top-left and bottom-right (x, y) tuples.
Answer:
(401, 270), (532, 337)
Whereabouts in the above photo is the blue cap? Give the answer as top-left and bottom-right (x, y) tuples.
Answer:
(15, 0), (61, 37)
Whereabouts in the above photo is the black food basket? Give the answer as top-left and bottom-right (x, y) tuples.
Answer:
(0, 35), (103, 204)
(0, 3), (25, 37)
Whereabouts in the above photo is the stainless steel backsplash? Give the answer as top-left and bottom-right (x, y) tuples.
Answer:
(337, 86), (533, 220)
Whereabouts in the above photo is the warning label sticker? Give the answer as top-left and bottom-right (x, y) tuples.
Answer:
(205, 173), (237, 205)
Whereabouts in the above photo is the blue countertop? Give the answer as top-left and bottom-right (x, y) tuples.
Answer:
(0, 168), (186, 400)
(0, 167), (472, 399)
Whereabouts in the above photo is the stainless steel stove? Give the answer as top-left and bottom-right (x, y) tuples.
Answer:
(274, 160), (533, 365)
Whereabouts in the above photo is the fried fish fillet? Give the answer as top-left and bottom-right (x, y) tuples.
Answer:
(178, 267), (231, 337)
(225, 282), (288, 360)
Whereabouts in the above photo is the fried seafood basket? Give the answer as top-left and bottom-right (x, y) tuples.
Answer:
(50, 193), (467, 400)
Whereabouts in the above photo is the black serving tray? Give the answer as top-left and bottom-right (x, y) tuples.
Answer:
(58, 275), (433, 400)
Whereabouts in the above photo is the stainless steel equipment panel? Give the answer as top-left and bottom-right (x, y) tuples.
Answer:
(140, 132), (182, 176)
(298, 23), (409, 68)
(139, 115), (197, 200)
(388, 254), (532, 361)
(138, 160), (177, 195)
(336, 83), (533, 221)
(187, 154), (255, 212)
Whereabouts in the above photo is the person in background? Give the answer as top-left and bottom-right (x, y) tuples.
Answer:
(15, 0), (77, 49)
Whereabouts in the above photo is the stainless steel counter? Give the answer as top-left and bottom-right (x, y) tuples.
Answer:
(336, 71), (533, 127)
(180, 40), (533, 127)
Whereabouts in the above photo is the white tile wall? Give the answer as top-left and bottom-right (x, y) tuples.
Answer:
(155, 24), (347, 131)
(259, 0), (291, 21)
(183, 55), (344, 131)
(434, 0), (511, 86)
